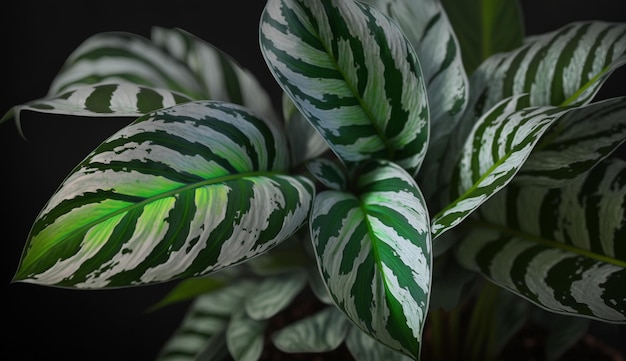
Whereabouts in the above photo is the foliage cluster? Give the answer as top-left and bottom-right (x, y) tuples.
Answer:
(3, 0), (625, 360)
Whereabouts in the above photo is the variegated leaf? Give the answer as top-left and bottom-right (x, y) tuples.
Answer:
(5, 83), (192, 129)
(345, 325), (413, 361)
(282, 92), (329, 166)
(431, 94), (569, 239)
(226, 310), (267, 361)
(482, 21), (624, 107)
(306, 157), (347, 191)
(244, 270), (308, 320)
(443, 21), (626, 188)
(271, 306), (350, 353)
(151, 26), (279, 123)
(361, 0), (468, 199)
(13, 101), (314, 288)
(156, 280), (256, 361)
(260, 0), (430, 176)
(440, 0), (524, 75)
(47, 31), (205, 99)
(362, 0), (467, 141)
(310, 159), (431, 359)
(158, 324), (228, 361)
(515, 96), (626, 188)
(456, 158), (626, 323)
(463, 21), (626, 132)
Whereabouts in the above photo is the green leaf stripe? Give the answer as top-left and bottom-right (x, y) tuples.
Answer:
(260, 0), (429, 176)
(310, 159), (431, 359)
(13, 101), (314, 288)
(432, 94), (568, 238)
(48, 31), (205, 99)
(457, 158), (626, 323)
(12, 83), (192, 123)
(515, 96), (626, 188)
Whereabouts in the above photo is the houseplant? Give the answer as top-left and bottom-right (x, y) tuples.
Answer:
(2, 0), (624, 360)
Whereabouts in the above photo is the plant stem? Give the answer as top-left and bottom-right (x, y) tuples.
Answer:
(465, 281), (501, 361)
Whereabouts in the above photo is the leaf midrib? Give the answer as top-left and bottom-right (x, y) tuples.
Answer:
(26, 170), (287, 267)
(432, 149), (514, 231)
(87, 170), (285, 231)
(314, 11), (394, 160)
(470, 219), (626, 268)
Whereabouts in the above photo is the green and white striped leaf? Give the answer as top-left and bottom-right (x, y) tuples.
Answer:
(442, 21), (626, 194)
(515, 96), (626, 188)
(156, 280), (256, 361)
(440, 0), (524, 75)
(47, 31), (205, 99)
(465, 21), (626, 123)
(226, 310), (268, 361)
(271, 306), (350, 353)
(456, 158), (626, 323)
(151, 26), (278, 122)
(362, 0), (469, 203)
(431, 94), (569, 239)
(244, 269), (308, 320)
(306, 157), (347, 191)
(345, 325), (413, 361)
(260, 0), (430, 176)
(282, 92), (329, 166)
(13, 101), (314, 288)
(6, 83), (192, 128)
(310, 159), (431, 359)
(362, 0), (467, 143)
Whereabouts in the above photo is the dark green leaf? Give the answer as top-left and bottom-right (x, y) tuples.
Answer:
(440, 0), (524, 75)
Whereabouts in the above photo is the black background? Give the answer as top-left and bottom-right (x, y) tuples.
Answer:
(1, 1), (624, 360)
